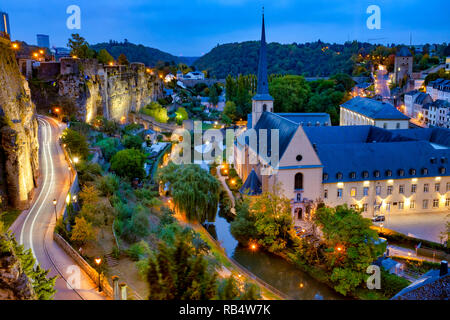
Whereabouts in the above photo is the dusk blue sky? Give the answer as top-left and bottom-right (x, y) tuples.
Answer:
(2, 0), (449, 56)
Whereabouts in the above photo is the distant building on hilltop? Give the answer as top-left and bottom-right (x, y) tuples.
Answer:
(0, 11), (10, 37)
(340, 97), (410, 129)
(37, 34), (50, 49)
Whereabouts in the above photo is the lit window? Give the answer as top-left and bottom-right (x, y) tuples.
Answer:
(399, 185), (405, 194)
(398, 202), (404, 210)
(411, 184), (417, 193)
(446, 199), (450, 207)
(386, 202), (391, 212)
(433, 199), (439, 208)
(337, 189), (343, 198)
(410, 201), (415, 209)
(424, 184), (429, 193)
(350, 188), (357, 197)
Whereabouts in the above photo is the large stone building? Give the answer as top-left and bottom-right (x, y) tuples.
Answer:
(340, 97), (410, 130)
(234, 14), (450, 224)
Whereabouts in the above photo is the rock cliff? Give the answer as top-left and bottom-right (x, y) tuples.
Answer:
(32, 58), (163, 124)
(0, 41), (39, 210)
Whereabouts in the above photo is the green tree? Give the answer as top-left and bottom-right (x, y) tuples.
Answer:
(146, 235), (218, 300)
(175, 107), (189, 125)
(122, 135), (144, 150)
(97, 49), (114, 65)
(110, 149), (146, 180)
(230, 199), (257, 245)
(118, 53), (129, 65)
(158, 163), (220, 224)
(71, 217), (95, 246)
(269, 75), (311, 113)
(314, 205), (386, 295)
(95, 137), (120, 161)
(209, 84), (219, 106)
(61, 128), (89, 160)
(142, 102), (169, 123)
(223, 101), (237, 122)
(67, 33), (93, 59)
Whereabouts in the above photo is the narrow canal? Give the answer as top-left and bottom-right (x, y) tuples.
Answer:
(206, 210), (345, 300)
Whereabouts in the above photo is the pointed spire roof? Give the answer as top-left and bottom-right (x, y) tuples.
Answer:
(254, 9), (273, 101)
(240, 169), (262, 196)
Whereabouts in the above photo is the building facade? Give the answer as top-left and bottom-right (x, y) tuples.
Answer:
(234, 15), (450, 225)
(426, 79), (450, 102)
(340, 97), (410, 130)
(404, 90), (432, 120)
(394, 47), (413, 85)
(423, 100), (450, 128)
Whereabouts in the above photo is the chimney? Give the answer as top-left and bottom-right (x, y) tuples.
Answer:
(440, 260), (448, 277)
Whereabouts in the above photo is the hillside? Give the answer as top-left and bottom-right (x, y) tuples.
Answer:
(194, 41), (378, 78)
(90, 41), (198, 67)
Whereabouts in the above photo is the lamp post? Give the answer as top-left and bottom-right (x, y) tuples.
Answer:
(52, 199), (57, 223)
(95, 258), (102, 292)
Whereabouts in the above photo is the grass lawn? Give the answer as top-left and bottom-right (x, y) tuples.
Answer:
(0, 209), (21, 229)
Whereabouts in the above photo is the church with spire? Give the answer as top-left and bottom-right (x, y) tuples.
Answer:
(234, 11), (450, 224)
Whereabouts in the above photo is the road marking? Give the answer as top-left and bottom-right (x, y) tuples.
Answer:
(20, 118), (50, 252)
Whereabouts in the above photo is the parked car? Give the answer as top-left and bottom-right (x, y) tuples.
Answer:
(372, 215), (385, 222)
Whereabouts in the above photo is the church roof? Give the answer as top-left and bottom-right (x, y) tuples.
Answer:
(277, 113), (331, 126)
(240, 168), (262, 196)
(254, 112), (299, 161)
(341, 97), (410, 120)
(254, 13), (273, 101)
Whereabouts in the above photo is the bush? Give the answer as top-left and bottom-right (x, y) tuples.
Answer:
(122, 135), (144, 150)
(77, 162), (102, 183)
(95, 137), (119, 161)
(61, 128), (89, 160)
(127, 241), (150, 261)
(96, 174), (120, 197)
(380, 271), (410, 298)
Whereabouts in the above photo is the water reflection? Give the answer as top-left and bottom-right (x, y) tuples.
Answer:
(207, 209), (345, 300)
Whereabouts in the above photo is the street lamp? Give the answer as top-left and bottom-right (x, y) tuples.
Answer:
(95, 258), (102, 292)
(73, 157), (79, 165)
(52, 199), (57, 223)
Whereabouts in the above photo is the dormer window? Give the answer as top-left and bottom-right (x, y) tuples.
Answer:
(385, 170), (392, 177)
(362, 171), (369, 179)
(323, 173), (329, 181)
(441, 157), (448, 164)
(350, 172), (356, 179)
(430, 157), (437, 164)
(398, 169), (405, 177)
(336, 172), (343, 180)
(421, 168), (428, 175)
(409, 169), (416, 175)
(373, 170), (380, 178)
(439, 167), (446, 174)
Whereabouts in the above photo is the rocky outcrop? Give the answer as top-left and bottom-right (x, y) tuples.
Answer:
(0, 42), (39, 209)
(48, 58), (163, 123)
(0, 233), (37, 300)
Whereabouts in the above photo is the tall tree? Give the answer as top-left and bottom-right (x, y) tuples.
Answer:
(97, 49), (114, 64)
(67, 33), (93, 59)
(118, 53), (130, 65)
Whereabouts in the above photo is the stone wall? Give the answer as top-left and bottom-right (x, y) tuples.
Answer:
(0, 42), (39, 209)
(35, 58), (164, 124)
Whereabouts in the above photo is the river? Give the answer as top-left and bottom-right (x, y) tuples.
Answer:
(205, 211), (346, 300)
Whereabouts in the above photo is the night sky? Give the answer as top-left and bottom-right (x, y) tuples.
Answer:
(2, 0), (449, 56)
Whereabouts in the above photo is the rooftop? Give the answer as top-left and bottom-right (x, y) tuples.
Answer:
(341, 97), (410, 120)
(397, 46), (412, 57)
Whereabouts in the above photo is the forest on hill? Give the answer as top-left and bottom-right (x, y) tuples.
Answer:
(90, 40), (197, 66)
(194, 40), (379, 79)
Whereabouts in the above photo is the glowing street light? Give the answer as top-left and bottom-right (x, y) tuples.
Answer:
(95, 258), (102, 292)
(73, 157), (79, 164)
(52, 199), (57, 223)
(11, 42), (19, 50)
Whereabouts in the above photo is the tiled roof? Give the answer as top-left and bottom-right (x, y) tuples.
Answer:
(277, 113), (331, 126)
(341, 97), (410, 120)
(397, 46), (412, 57)
(303, 126), (450, 183)
(414, 92), (431, 105)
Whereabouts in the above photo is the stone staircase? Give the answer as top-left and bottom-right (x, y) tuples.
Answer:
(105, 252), (119, 268)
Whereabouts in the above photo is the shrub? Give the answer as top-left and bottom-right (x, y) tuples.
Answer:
(110, 149), (146, 180)
(380, 271), (410, 298)
(127, 241), (150, 261)
(96, 174), (120, 197)
(61, 128), (89, 160)
(122, 135), (144, 150)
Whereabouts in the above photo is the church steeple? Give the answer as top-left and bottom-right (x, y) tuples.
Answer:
(251, 8), (274, 128)
(255, 9), (271, 97)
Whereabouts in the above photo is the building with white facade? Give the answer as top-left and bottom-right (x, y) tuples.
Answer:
(404, 90), (432, 120)
(340, 97), (410, 130)
(423, 100), (450, 128)
(426, 79), (450, 102)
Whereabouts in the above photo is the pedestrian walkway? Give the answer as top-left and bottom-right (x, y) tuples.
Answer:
(217, 166), (236, 214)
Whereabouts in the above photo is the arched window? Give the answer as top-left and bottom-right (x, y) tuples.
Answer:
(295, 173), (303, 190)
(262, 104), (267, 112)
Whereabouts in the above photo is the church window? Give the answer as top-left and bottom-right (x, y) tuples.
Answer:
(295, 173), (303, 190)
(263, 104), (267, 112)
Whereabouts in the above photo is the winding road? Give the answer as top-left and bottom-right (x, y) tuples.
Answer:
(10, 115), (106, 300)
